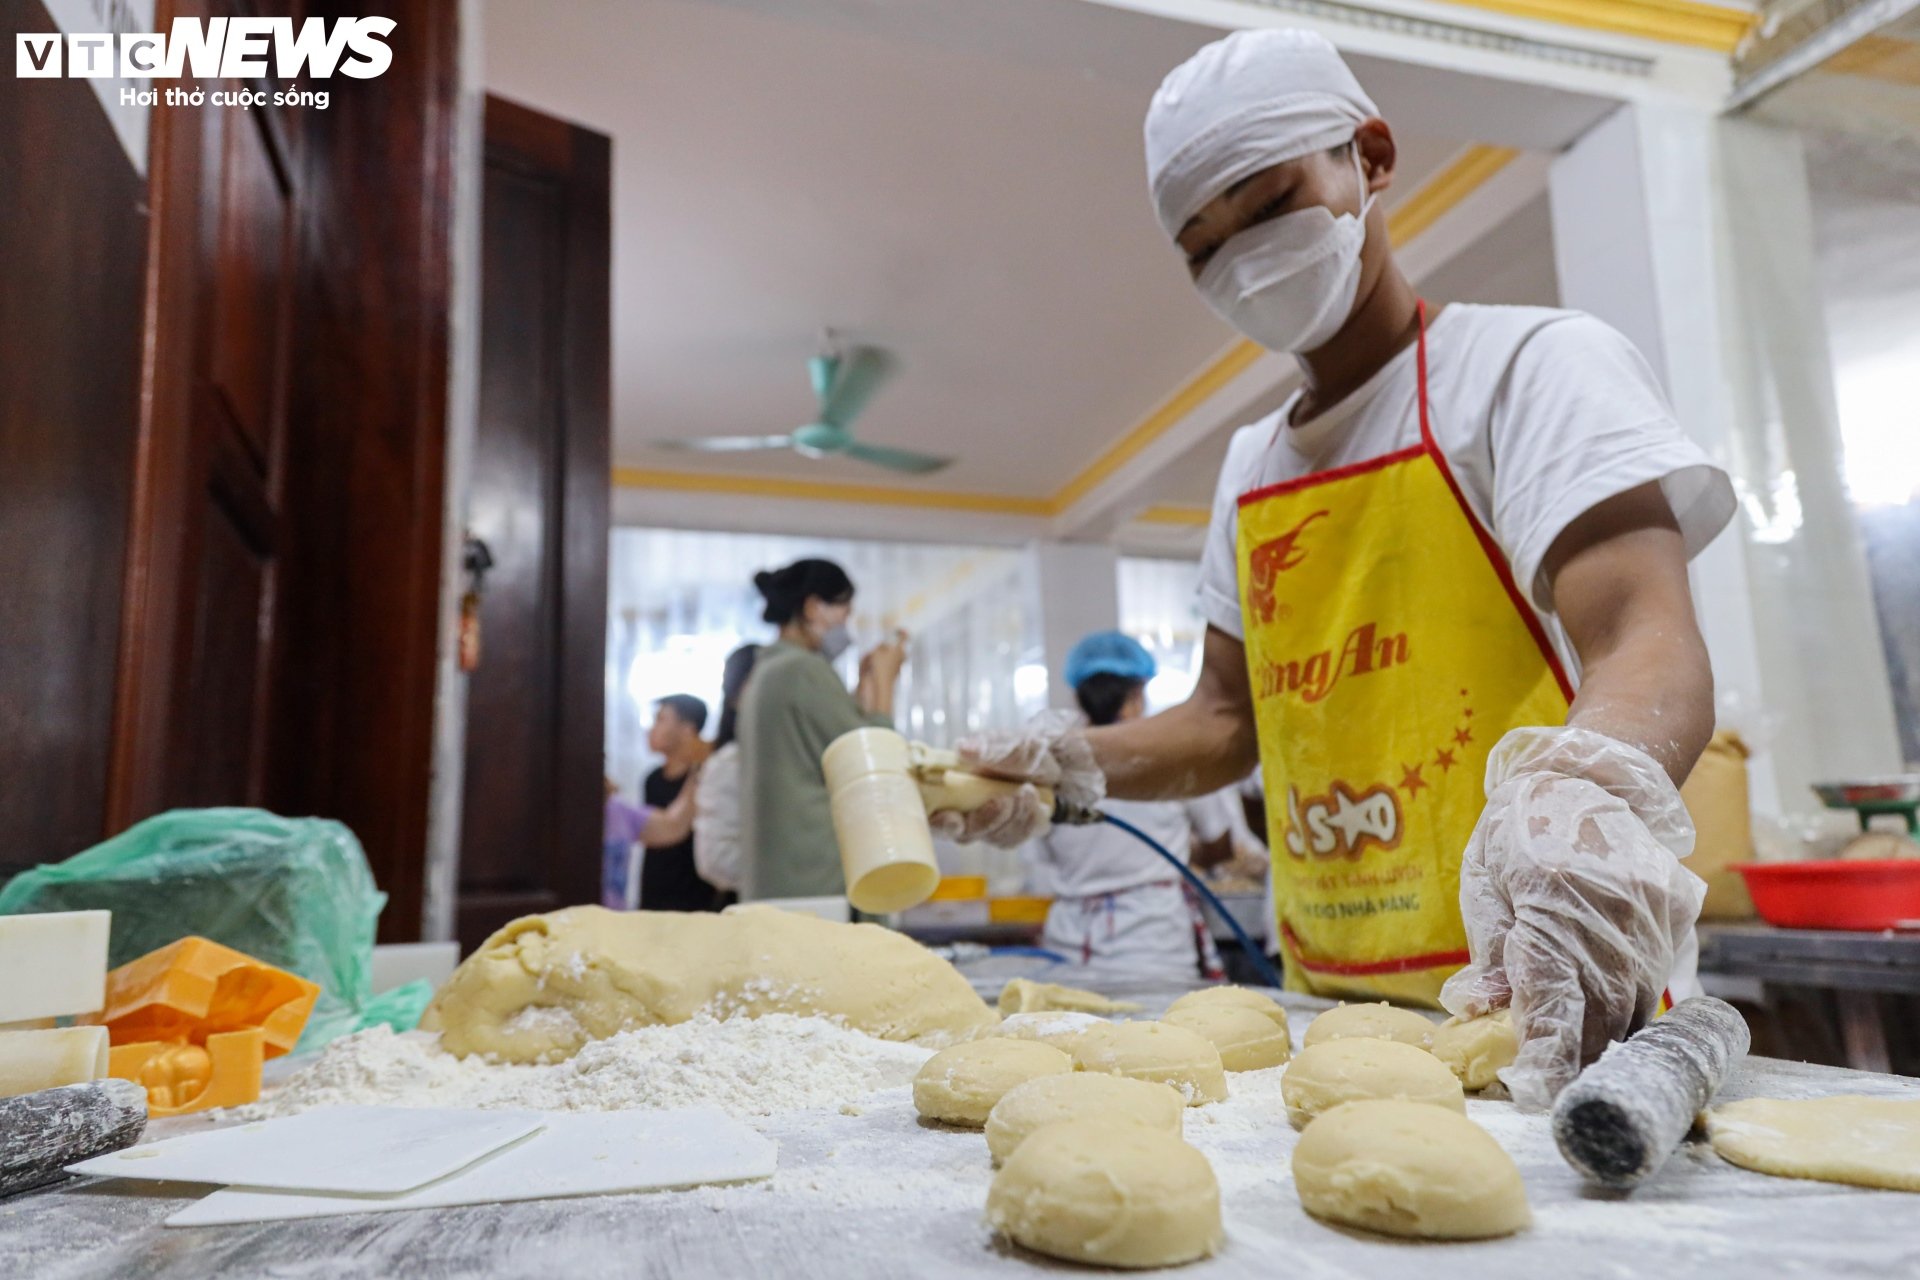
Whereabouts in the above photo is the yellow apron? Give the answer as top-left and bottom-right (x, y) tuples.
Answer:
(1238, 302), (1574, 1006)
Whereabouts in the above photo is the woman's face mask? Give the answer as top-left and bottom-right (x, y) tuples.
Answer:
(816, 623), (853, 662)
(807, 601), (854, 661)
(1190, 146), (1375, 355)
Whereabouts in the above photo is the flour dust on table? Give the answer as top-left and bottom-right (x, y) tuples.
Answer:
(240, 1014), (933, 1119)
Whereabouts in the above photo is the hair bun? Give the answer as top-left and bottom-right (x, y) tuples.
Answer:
(753, 557), (853, 625)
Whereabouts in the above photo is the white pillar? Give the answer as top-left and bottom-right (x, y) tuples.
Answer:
(1031, 541), (1121, 712)
(1548, 105), (1903, 816)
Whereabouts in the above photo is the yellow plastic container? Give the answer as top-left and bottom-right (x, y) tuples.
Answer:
(988, 896), (1052, 924)
(929, 876), (989, 902)
(88, 936), (319, 1115)
(112, 1028), (265, 1116)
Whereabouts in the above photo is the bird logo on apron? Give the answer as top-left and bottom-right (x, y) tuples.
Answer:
(1237, 303), (1574, 1005)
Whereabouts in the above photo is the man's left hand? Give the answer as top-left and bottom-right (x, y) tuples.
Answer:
(1441, 725), (1706, 1111)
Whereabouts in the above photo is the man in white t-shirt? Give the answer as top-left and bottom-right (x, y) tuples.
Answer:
(930, 29), (1736, 1112)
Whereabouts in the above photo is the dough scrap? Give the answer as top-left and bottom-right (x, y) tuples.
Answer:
(1163, 986), (1290, 1036)
(1430, 1010), (1518, 1091)
(987, 1119), (1222, 1268)
(1707, 1096), (1920, 1191)
(1071, 1021), (1227, 1105)
(985, 1072), (1184, 1165)
(1282, 1038), (1465, 1129)
(1301, 1001), (1436, 1050)
(991, 1011), (1104, 1050)
(1293, 1100), (1530, 1240)
(425, 905), (996, 1063)
(1162, 1004), (1291, 1072)
(999, 978), (1141, 1016)
(914, 1039), (1074, 1127)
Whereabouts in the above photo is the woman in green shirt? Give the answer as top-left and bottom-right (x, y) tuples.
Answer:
(738, 558), (906, 901)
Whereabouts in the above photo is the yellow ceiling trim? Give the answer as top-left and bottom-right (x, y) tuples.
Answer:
(611, 466), (1050, 517)
(1387, 145), (1519, 246)
(618, 142), (1524, 519)
(1135, 504), (1213, 527)
(1436, 0), (1755, 51)
(1046, 339), (1266, 514)
(1820, 33), (1920, 86)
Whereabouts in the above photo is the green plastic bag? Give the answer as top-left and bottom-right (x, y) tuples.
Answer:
(0, 808), (432, 1051)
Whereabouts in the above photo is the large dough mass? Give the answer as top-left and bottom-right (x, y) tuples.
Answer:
(424, 905), (996, 1062)
(1707, 1096), (1920, 1191)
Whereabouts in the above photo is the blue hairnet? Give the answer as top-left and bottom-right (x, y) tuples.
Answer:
(1064, 631), (1157, 689)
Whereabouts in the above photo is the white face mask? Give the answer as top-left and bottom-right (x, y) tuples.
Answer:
(815, 620), (853, 662)
(1195, 147), (1375, 354)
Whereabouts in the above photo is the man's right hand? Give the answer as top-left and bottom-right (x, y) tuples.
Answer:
(927, 711), (1105, 846)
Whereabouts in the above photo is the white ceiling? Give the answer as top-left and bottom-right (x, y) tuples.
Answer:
(484, 0), (1583, 517)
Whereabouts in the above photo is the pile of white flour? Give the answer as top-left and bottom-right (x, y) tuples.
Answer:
(243, 1013), (933, 1119)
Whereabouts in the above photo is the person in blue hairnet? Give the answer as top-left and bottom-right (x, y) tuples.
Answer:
(1027, 632), (1237, 979)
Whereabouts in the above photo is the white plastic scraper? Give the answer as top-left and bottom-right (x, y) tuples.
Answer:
(165, 1107), (777, 1226)
(70, 1106), (544, 1194)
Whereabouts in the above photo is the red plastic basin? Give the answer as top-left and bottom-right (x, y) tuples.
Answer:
(1732, 860), (1920, 931)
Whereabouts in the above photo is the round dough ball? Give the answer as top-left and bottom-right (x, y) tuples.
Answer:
(1164, 986), (1290, 1036)
(1070, 1021), (1228, 1105)
(1282, 1038), (1465, 1128)
(992, 1010), (1103, 1050)
(986, 1072), (1184, 1165)
(987, 1119), (1222, 1267)
(1293, 1101), (1530, 1239)
(913, 1039), (1073, 1127)
(1162, 1004), (1291, 1072)
(1301, 1001), (1436, 1050)
(1430, 1010), (1518, 1091)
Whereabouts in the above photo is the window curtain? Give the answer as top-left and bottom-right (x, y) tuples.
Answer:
(1118, 555), (1205, 712)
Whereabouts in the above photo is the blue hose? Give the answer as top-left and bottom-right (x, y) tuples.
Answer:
(988, 946), (1070, 963)
(1099, 811), (1285, 991)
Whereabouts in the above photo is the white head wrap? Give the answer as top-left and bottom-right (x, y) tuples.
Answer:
(1144, 29), (1379, 240)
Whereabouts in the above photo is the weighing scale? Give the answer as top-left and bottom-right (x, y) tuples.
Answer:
(1813, 776), (1920, 835)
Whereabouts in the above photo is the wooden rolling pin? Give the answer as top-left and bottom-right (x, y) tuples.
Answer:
(1550, 996), (1750, 1192)
(0, 1079), (148, 1198)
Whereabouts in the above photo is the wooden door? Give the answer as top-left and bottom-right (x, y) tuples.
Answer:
(456, 97), (611, 950)
(0, 0), (147, 876)
(109, 0), (296, 819)
(105, 1), (461, 943)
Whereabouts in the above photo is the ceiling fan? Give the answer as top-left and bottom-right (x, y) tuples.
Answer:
(656, 334), (952, 475)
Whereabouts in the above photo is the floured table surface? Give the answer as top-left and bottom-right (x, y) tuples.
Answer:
(5, 971), (1920, 1280)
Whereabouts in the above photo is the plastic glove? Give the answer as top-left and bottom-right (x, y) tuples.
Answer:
(927, 710), (1106, 847)
(1440, 725), (1706, 1112)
